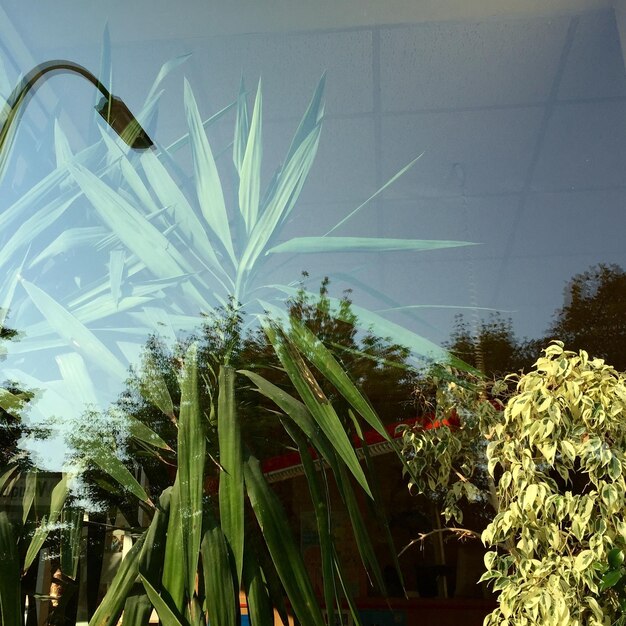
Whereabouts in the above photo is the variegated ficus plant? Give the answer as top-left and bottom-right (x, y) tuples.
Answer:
(402, 342), (626, 626)
(0, 50), (477, 625)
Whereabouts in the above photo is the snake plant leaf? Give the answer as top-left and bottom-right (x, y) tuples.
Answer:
(0, 512), (20, 626)
(60, 507), (83, 580)
(233, 76), (249, 173)
(267, 236), (477, 255)
(243, 546), (274, 626)
(121, 587), (153, 626)
(20, 279), (127, 380)
(282, 418), (336, 626)
(69, 163), (191, 279)
(239, 78), (262, 234)
(123, 412), (171, 451)
(140, 573), (185, 626)
(88, 533), (146, 626)
(29, 227), (108, 267)
(238, 369), (337, 469)
(177, 343), (205, 597)
(244, 453), (325, 626)
(21, 469), (37, 524)
(184, 79), (236, 266)
(201, 504), (238, 626)
(236, 122), (321, 293)
(287, 319), (389, 439)
(218, 364), (244, 586)
(89, 444), (152, 505)
(24, 473), (69, 571)
(162, 478), (185, 613)
(264, 323), (371, 496)
(336, 462), (386, 595)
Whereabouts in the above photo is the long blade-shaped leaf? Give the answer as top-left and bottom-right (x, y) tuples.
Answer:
(267, 236), (477, 255)
(336, 463), (386, 595)
(60, 506), (83, 580)
(236, 122), (321, 295)
(140, 149), (227, 279)
(324, 153), (424, 236)
(243, 547), (274, 626)
(145, 54), (192, 104)
(139, 352), (175, 422)
(264, 324), (371, 496)
(244, 453), (325, 626)
(239, 79), (262, 233)
(218, 364), (244, 586)
(0, 512), (20, 626)
(282, 419), (336, 626)
(184, 79), (236, 265)
(287, 320), (388, 439)
(21, 279), (127, 380)
(201, 504), (238, 626)
(233, 76), (249, 173)
(28, 227), (108, 267)
(178, 343), (205, 597)
(21, 469), (37, 524)
(24, 474), (69, 571)
(162, 478), (185, 613)
(284, 73), (326, 164)
(238, 369), (337, 470)
(69, 163), (191, 278)
(89, 533), (146, 626)
(89, 444), (152, 505)
(140, 573), (185, 626)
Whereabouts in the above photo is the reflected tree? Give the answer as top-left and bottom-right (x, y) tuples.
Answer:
(549, 263), (626, 370)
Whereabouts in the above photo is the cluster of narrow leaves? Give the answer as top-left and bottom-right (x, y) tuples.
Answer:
(481, 342), (626, 626)
(400, 368), (502, 524)
(86, 313), (405, 626)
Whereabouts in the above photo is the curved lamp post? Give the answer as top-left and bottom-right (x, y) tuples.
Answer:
(0, 59), (153, 183)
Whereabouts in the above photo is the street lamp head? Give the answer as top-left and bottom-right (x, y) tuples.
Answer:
(95, 95), (153, 149)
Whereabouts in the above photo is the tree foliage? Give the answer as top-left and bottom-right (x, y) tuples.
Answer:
(402, 342), (626, 625)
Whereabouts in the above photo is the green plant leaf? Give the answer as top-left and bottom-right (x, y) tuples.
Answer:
(184, 79), (236, 265)
(288, 319), (389, 439)
(600, 569), (624, 591)
(282, 419), (337, 626)
(89, 444), (152, 504)
(24, 474), (69, 571)
(201, 504), (238, 626)
(60, 507), (83, 580)
(244, 453), (325, 626)
(21, 279), (128, 379)
(69, 162), (191, 279)
(162, 477), (185, 613)
(21, 469), (37, 524)
(139, 149), (227, 280)
(264, 323), (371, 496)
(233, 76), (250, 173)
(218, 364), (244, 586)
(0, 511), (20, 626)
(243, 546), (274, 626)
(236, 122), (321, 296)
(177, 343), (205, 597)
(140, 573), (185, 626)
(239, 78), (263, 233)
(267, 236), (477, 255)
(89, 534), (146, 626)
